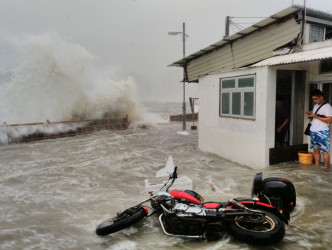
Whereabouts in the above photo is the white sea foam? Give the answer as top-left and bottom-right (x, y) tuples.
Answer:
(0, 33), (157, 144)
(177, 131), (190, 136)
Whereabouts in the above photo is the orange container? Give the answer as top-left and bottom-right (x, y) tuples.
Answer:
(298, 151), (313, 165)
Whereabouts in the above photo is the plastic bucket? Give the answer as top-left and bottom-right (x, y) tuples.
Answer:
(298, 151), (313, 164)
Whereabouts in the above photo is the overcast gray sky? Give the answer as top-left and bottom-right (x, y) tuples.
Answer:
(0, 0), (331, 102)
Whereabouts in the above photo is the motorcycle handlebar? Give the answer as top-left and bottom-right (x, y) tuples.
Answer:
(171, 166), (178, 179)
(165, 166), (178, 192)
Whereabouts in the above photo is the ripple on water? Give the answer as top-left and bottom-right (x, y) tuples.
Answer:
(0, 114), (332, 249)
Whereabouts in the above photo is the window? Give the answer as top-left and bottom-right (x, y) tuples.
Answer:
(220, 75), (255, 118)
(309, 25), (325, 43)
(320, 58), (332, 73)
(326, 27), (332, 40)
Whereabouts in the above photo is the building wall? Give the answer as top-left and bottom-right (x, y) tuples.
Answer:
(198, 67), (276, 169)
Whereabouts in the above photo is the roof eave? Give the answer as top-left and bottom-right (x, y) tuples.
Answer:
(169, 5), (332, 68)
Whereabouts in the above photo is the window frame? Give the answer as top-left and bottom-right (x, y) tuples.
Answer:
(309, 24), (326, 43)
(219, 74), (256, 119)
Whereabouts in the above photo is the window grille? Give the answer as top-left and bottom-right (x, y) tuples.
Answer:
(309, 25), (325, 43)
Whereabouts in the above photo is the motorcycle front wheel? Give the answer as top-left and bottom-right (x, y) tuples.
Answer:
(227, 210), (285, 245)
(96, 206), (148, 236)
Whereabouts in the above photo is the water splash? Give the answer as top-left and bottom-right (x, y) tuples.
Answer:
(0, 33), (154, 144)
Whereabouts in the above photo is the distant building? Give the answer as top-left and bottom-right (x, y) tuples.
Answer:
(170, 6), (332, 168)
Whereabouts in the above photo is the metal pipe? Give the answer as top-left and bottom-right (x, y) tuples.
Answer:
(224, 16), (230, 38)
(158, 214), (203, 239)
(182, 22), (186, 130)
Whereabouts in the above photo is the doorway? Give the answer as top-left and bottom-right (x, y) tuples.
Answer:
(275, 70), (306, 146)
(270, 70), (307, 165)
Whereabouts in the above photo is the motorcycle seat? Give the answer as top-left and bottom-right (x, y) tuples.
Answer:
(203, 202), (228, 210)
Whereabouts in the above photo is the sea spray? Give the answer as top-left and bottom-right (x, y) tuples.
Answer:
(0, 33), (152, 144)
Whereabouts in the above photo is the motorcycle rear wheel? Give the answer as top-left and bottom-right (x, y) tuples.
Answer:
(227, 210), (285, 245)
(96, 206), (148, 236)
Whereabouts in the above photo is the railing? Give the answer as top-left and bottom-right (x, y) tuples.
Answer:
(0, 116), (128, 143)
(170, 113), (198, 122)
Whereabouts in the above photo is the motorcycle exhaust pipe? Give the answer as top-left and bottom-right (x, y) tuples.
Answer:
(158, 214), (204, 239)
(229, 199), (249, 210)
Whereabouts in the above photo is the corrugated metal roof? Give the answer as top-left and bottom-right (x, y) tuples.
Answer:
(186, 18), (300, 81)
(251, 43), (332, 67)
(169, 5), (332, 68)
(169, 5), (303, 67)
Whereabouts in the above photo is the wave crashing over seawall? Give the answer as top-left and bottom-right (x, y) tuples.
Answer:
(0, 33), (150, 144)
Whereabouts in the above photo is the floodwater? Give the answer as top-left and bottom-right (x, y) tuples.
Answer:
(0, 103), (331, 250)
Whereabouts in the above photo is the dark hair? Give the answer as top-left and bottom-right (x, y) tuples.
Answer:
(311, 89), (323, 97)
(276, 95), (283, 102)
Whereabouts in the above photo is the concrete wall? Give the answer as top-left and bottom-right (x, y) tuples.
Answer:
(198, 67), (276, 169)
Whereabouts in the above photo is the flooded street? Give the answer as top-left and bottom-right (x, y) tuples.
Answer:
(0, 103), (331, 250)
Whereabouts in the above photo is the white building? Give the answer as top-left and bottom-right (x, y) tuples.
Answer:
(170, 6), (332, 168)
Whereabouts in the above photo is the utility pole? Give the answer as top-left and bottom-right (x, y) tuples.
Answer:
(182, 22), (186, 130)
(168, 22), (188, 131)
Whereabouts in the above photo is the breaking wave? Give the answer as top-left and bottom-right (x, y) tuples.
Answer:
(0, 32), (155, 144)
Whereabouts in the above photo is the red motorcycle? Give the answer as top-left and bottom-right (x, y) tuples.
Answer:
(96, 167), (296, 245)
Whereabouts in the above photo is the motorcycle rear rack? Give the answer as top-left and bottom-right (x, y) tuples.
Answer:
(158, 214), (204, 239)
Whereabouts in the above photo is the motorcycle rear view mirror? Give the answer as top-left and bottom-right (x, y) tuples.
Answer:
(172, 166), (178, 179)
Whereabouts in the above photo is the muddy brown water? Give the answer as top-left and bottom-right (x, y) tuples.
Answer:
(0, 103), (331, 249)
